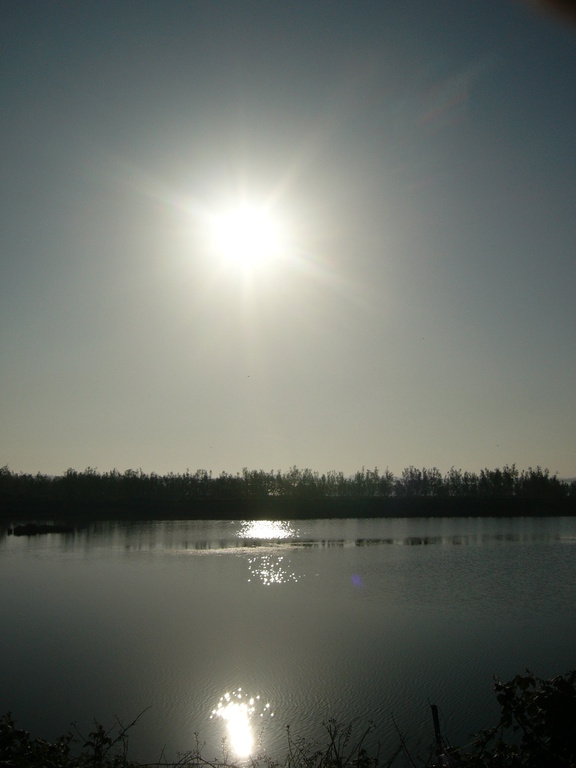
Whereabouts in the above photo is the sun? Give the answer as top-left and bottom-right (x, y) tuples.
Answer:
(207, 203), (285, 269)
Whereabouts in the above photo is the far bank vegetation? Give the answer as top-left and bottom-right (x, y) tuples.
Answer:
(1, 464), (575, 520)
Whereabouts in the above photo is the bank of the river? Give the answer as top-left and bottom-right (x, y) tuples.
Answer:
(1, 494), (576, 523)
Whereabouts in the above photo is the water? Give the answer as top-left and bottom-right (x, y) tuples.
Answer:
(1, 516), (576, 763)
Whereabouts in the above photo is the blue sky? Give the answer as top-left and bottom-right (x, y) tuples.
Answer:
(1, 1), (575, 477)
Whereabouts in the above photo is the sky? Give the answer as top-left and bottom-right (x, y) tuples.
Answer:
(1, 0), (576, 479)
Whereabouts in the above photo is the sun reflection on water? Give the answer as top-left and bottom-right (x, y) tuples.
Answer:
(239, 520), (295, 539)
(237, 522), (301, 585)
(247, 554), (299, 585)
(210, 689), (273, 757)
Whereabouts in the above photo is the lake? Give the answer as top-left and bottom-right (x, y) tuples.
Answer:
(1, 516), (576, 763)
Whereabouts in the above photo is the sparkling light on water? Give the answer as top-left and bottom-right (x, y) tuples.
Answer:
(239, 520), (295, 539)
(210, 689), (274, 757)
(247, 554), (299, 585)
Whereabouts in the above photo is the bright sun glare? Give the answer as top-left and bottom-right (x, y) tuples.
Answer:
(208, 203), (285, 269)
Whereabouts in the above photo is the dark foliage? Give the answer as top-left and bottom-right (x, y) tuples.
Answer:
(446, 670), (576, 767)
(0, 711), (140, 768)
(1, 464), (575, 522)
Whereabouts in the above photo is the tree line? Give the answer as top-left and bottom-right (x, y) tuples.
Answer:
(1, 463), (574, 505)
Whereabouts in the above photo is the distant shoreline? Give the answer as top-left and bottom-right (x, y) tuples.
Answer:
(2, 495), (576, 523)
(3, 465), (575, 523)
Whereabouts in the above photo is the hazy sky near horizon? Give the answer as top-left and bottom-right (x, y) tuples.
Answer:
(2, 1), (576, 478)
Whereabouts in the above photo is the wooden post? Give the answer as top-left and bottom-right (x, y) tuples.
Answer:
(431, 704), (442, 752)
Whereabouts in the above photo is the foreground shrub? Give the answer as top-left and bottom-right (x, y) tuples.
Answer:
(0, 711), (140, 768)
(446, 670), (576, 767)
(181, 719), (388, 768)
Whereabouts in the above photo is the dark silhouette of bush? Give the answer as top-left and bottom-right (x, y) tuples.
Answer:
(1, 464), (575, 522)
(447, 670), (576, 767)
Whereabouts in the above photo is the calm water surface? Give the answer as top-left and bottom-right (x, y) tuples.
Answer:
(1, 516), (576, 762)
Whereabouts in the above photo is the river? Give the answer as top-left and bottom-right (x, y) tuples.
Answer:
(1, 516), (575, 763)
